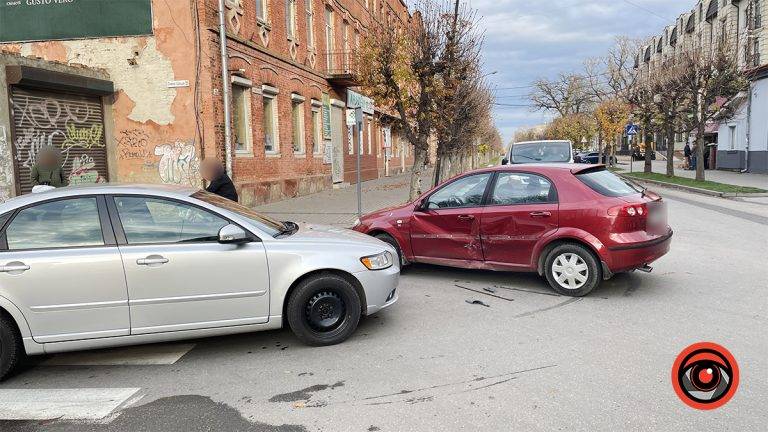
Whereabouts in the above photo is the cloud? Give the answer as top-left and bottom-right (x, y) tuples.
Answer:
(463, 0), (695, 143)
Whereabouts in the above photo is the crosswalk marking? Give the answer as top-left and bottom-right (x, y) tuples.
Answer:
(41, 343), (196, 366)
(0, 388), (141, 420)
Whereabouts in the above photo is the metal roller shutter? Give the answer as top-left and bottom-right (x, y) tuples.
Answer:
(10, 87), (109, 195)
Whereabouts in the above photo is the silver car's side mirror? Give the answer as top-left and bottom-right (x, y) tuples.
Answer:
(218, 224), (250, 244)
(501, 158), (509, 165)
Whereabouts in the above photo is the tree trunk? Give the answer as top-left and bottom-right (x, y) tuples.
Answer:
(644, 123), (653, 174)
(409, 145), (428, 201)
(665, 125), (675, 177)
(432, 151), (443, 188)
(695, 121), (706, 181)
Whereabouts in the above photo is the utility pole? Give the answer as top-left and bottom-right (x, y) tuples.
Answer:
(356, 107), (363, 218)
(217, 0), (233, 178)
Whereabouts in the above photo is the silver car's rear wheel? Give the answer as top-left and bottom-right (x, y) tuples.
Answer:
(551, 253), (589, 290)
(0, 312), (23, 381)
(544, 244), (601, 297)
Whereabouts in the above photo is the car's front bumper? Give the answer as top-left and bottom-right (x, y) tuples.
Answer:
(354, 263), (400, 315)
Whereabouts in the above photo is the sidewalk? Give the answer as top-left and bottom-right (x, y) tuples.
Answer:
(622, 157), (768, 189)
(253, 170), (433, 227)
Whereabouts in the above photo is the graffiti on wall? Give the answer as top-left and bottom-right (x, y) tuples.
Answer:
(68, 155), (106, 185)
(117, 129), (153, 160)
(0, 126), (12, 203)
(154, 140), (199, 185)
(10, 94), (106, 191)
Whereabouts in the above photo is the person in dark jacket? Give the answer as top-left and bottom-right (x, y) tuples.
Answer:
(31, 146), (67, 188)
(683, 143), (692, 170)
(201, 158), (238, 202)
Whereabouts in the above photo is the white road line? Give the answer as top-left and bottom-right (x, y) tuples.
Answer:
(41, 343), (196, 366)
(0, 388), (141, 420)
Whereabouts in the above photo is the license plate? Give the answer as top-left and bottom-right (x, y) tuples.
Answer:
(646, 201), (668, 234)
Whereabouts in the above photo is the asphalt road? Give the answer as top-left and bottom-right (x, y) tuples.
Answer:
(1, 185), (766, 431)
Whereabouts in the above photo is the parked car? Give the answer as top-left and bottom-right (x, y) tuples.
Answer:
(502, 140), (574, 165)
(631, 148), (656, 161)
(580, 152), (617, 165)
(0, 185), (399, 380)
(354, 164), (671, 298)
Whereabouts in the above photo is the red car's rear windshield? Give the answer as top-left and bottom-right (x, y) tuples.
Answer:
(575, 168), (643, 197)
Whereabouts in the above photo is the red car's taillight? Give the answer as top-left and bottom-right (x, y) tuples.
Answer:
(608, 203), (648, 217)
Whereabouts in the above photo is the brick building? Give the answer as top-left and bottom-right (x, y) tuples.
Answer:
(0, 0), (418, 205)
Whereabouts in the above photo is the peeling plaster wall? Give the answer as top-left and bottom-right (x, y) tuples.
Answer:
(0, 0), (203, 193)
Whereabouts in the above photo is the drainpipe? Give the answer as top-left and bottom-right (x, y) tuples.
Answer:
(741, 81), (752, 173)
(217, 0), (234, 177)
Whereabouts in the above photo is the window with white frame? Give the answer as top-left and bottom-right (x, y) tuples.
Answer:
(367, 117), (372, 155)
(291, 94), (306, 154)
(232, 80), (253, 155)
(262, 85), (279, 153)
(311, 101), (322, 154)
(286, 0), (297, 40)
(325, 7), (335, 69)
(255, 0), (267, 21)
(729, 125), (737, 150)
(305, 0), (315, 48)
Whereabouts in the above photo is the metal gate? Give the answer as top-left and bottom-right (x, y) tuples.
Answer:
(10, 87), (108, 195)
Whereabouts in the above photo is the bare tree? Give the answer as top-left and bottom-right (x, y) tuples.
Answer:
(648, 58), (693, 176)
(530, 73), (594, 117)
(359, 2), (447, 200)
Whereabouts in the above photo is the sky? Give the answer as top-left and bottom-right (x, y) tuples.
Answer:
(468, 0), (697, 144)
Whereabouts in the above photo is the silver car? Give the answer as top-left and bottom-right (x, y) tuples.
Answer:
(0, 185), (399, 380)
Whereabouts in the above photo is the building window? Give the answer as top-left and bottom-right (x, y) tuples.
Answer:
(255, 0), (267, 21)
(286, 0), (297, 40)
(291, 94), (306, 154)
(311, 102), (322, 154)
(262, 85), (279, 153)
(342, 20), (350, 66)
(367, 118), (372, 155)
(305, 0), (315, 47)
(325, 7), (335, 69)
(729, 125), (737, 150)
(232, 82), (253, 155)
(756, 0), (763, 28)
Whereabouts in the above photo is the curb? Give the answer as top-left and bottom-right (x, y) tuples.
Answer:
(618, 174), (768, 198)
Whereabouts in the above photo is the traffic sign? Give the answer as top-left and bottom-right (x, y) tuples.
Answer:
(625, 124), (639, 135)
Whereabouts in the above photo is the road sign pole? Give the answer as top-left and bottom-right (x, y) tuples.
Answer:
(356, 107), (364, 218)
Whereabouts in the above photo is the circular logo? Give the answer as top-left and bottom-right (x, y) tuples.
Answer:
(672, 342), (739, 410)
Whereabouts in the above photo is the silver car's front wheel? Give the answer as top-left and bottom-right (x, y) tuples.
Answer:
(551, 253), (589, 290)
(544, 244), (601, 297)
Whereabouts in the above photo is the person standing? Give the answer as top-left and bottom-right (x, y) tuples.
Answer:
(683, 142), (692, 170)
(31, 146), (67, 188)
(201, 158), (238, 202)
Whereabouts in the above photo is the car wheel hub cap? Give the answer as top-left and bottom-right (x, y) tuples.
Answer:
(306, 291), (345, 331)
(552, 253), (588, 290)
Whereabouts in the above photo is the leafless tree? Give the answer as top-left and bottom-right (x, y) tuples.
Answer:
(529, 73), (594, 117)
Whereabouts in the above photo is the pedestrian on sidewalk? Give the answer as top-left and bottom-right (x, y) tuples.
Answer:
(690, 143), (698, 171)
(31, 146), (67, 189)
(201, 158), (238, 202)
(683, 142), (692, 170)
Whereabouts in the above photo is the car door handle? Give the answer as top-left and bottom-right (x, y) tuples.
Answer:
(457, 214), (475, 221)
(0, 263), (30, 274)
(529, 211), (552, 218)
(137, 257), (169, 266)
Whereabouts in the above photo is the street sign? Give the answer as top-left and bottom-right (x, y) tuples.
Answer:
(625, 124), (639, 135)
(382, 127), (392, 148)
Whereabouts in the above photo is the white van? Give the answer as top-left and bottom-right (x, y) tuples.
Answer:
(502, 140), (574, 165)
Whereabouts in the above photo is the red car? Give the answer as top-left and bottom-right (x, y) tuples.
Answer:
(353, 164), (672, 296)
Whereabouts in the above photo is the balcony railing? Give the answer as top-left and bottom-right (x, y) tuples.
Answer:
(325, 50), (360, 86)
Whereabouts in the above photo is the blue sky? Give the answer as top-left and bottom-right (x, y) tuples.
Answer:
(470, 0), (696, 144)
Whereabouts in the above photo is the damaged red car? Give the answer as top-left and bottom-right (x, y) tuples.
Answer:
(353, 164), (672, 296)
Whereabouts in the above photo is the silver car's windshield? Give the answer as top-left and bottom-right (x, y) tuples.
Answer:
(192, 191), (286, 237)
(511, 142), (571, 163)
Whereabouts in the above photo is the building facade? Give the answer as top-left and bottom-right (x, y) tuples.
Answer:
(636, 0), (767, 172)
(0, 0), (418, 205)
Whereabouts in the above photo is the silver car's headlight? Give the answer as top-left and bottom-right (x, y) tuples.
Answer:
(360, 251), (394, 270)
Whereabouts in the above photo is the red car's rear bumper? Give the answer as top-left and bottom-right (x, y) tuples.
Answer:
(605, 229), (673, 273)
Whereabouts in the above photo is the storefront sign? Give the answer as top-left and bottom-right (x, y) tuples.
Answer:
(321, 93), (331, 140)
(323, 141), (332, 164)
(346, 109), (357, 126)
(346, 90), (374, 115)
(167, 80), (190, 88)
(0, 0), (153, 43)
